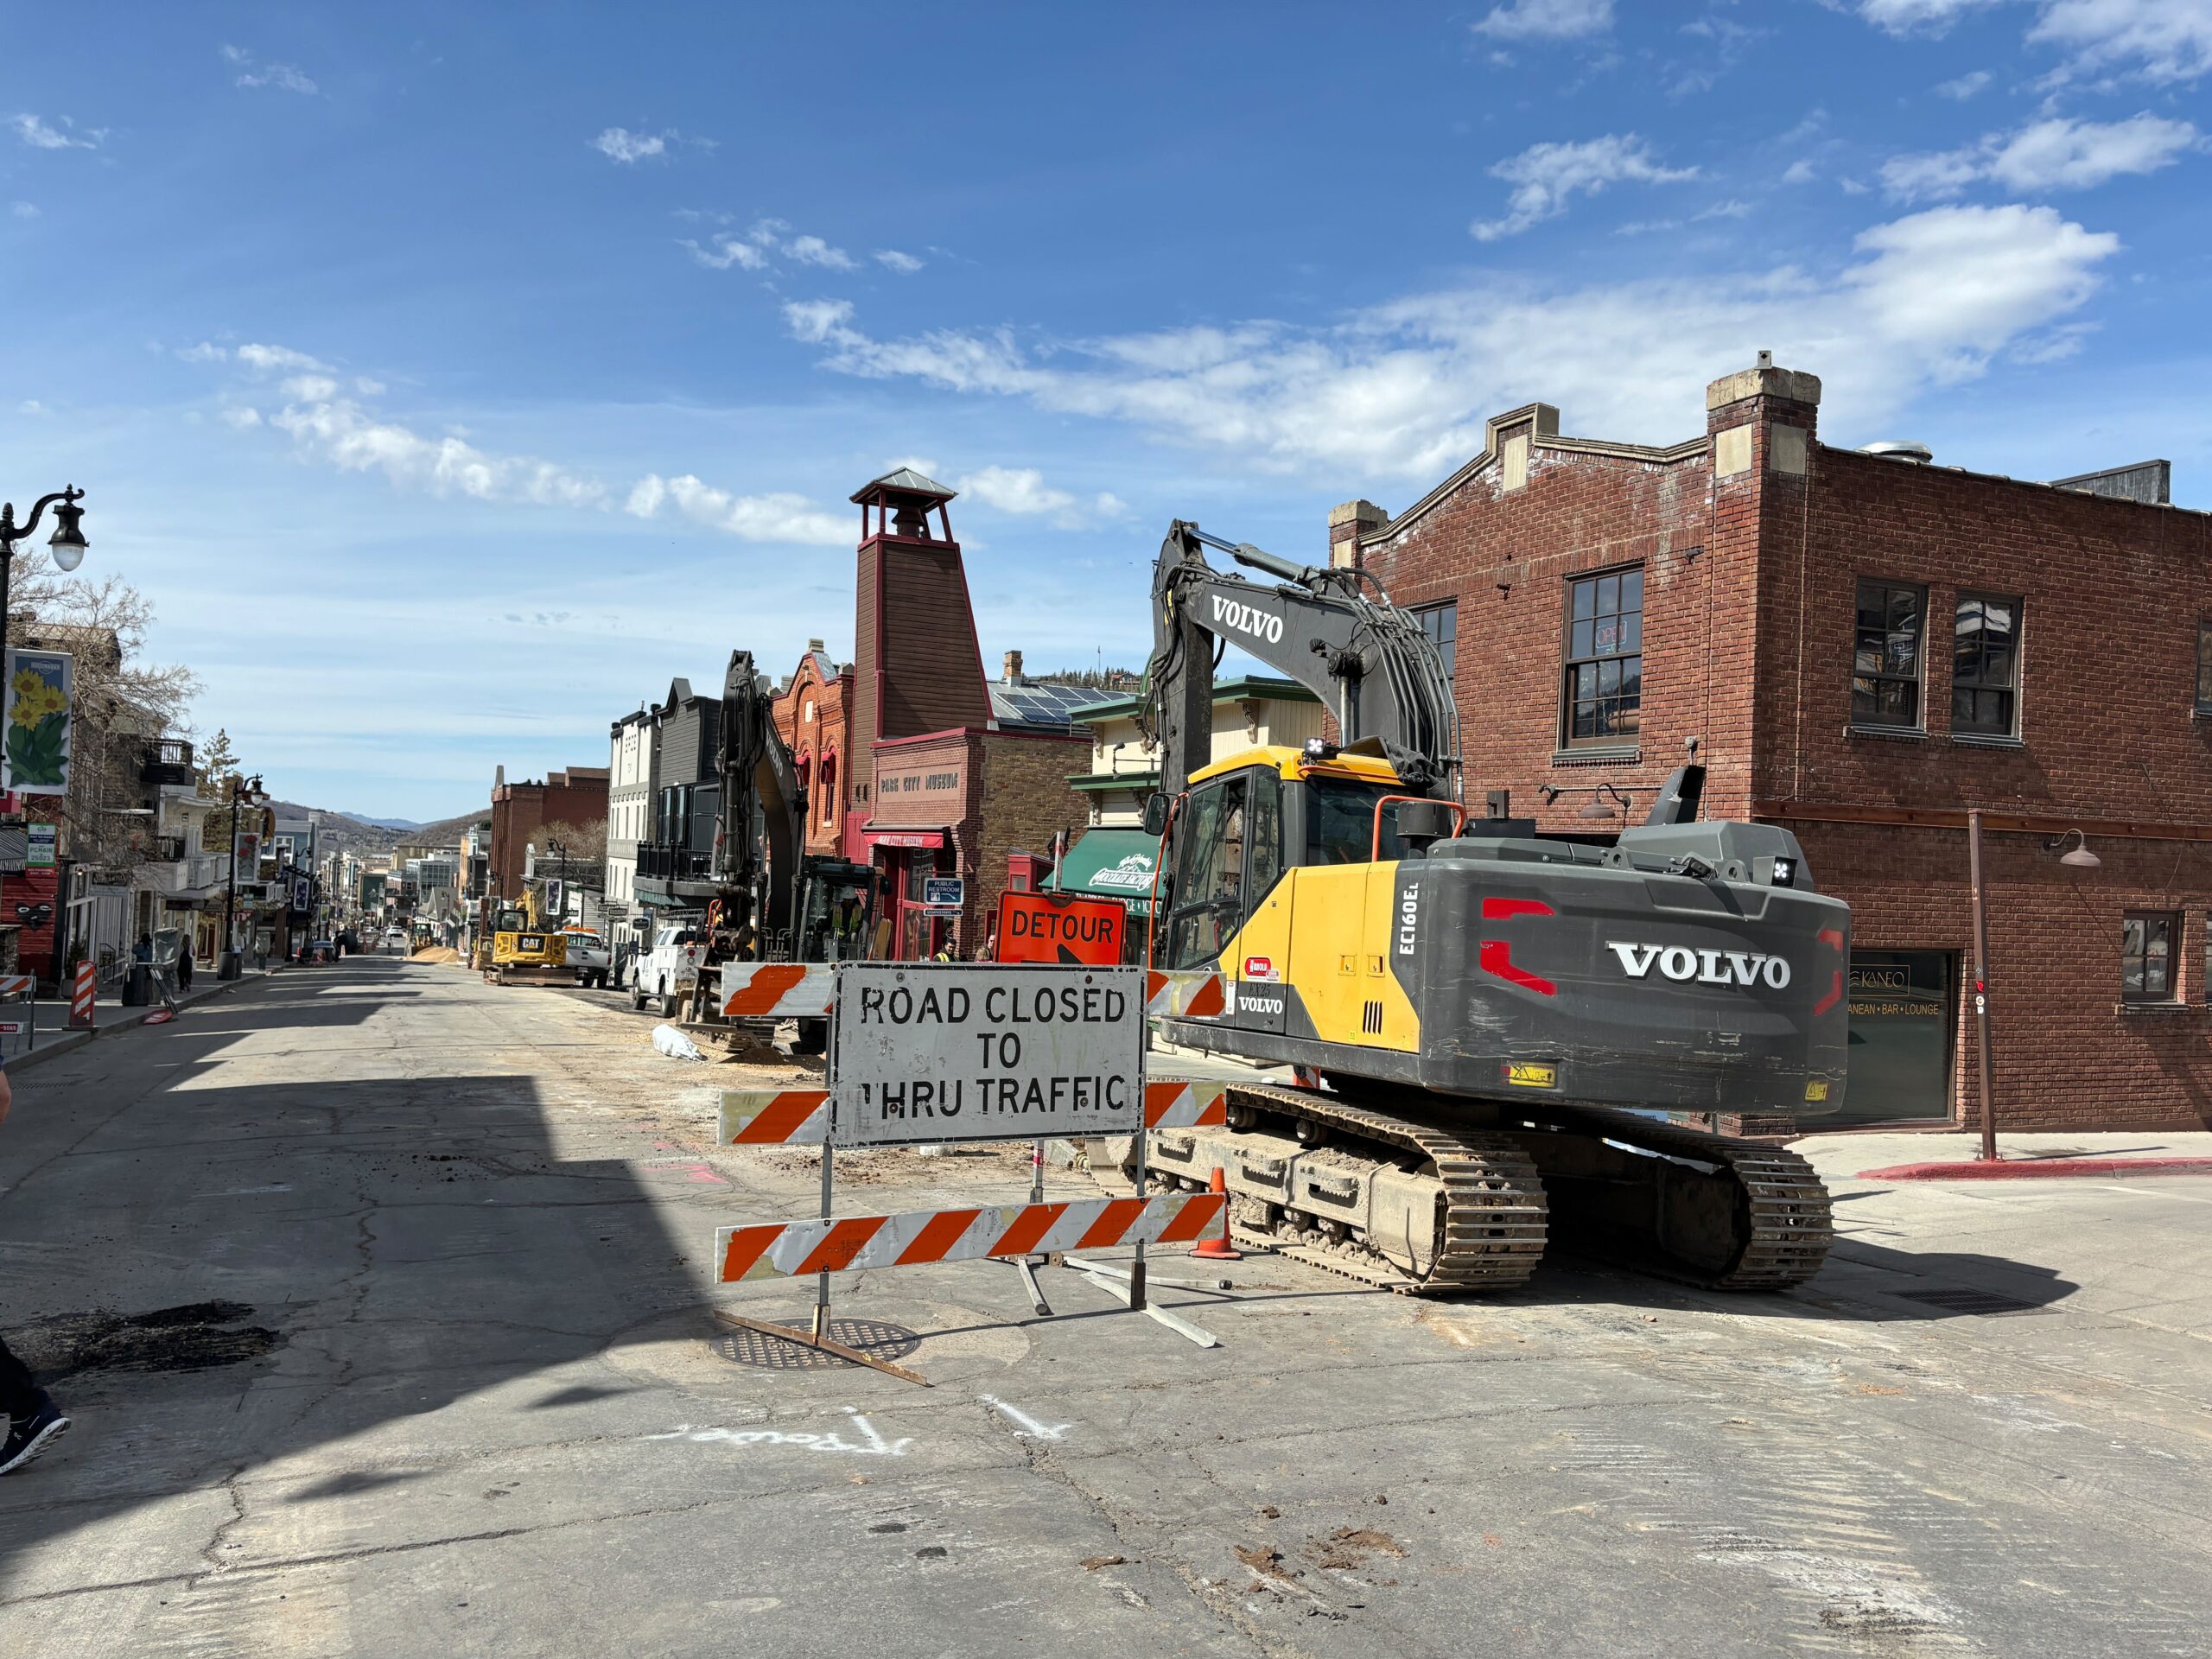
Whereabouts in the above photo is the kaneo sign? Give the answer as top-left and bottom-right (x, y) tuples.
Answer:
(829, 962), (1145, 1147)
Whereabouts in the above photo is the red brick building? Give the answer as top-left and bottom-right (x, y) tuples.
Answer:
(1341, 354), (2209, 1133)
(489, 766), (609, 901)
(841, 468), (1092, 957)
(772, 642), (853, 859)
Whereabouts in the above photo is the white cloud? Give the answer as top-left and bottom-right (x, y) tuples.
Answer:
(1859, 0), (2005, 35)
(176, 341), (228, 364)
(623, 473), (850, 543)
(954, 467), (1127, 526)
(1471, 134), (1696, 239)
(782, 203), (2119, 475)
(784, 233), (857, 270)
(1696, 198), (1754, 218)
(219, 405), (262, 429)
(354, 377), (385, 396)
(591, 126), (691, 163)
(235, 342), (333, 374)
(10, 113), (98, 150)
(18, 400), (46, 416)
(683, 232), (768, 270)
(684, 219), (864, 273)
(1783, 158), (1819, 183)
(874, 249), (925, 273)
(222, 45), (318, 94)
(1936, 67), (1996, 96)
(1884, 112), (2199, 198)
(10, 200), (36, 218)
(1472, 0), (1614, 39)
(262, 380), (607, 509)
(2029, 0), (2212, 82)
(785, 298), (857, 344)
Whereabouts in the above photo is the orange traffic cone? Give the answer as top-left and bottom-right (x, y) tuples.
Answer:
(1192, 1167), (1242, 1260)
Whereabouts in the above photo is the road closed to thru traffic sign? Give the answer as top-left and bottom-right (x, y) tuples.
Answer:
(830, 962), (1144, 1147)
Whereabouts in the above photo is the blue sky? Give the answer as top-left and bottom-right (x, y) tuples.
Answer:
(3, 0), (2206, 820)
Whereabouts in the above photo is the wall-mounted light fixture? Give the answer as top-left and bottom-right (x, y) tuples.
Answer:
(2044, 828), (2101, 870)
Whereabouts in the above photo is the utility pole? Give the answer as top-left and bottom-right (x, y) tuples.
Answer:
(1967, 809), (1998, 1162)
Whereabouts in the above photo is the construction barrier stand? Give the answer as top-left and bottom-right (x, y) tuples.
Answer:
(717, 1191), (1226, 1283)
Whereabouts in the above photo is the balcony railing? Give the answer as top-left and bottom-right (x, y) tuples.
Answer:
(636, 841), (714, 882)
(142, 739), (196, 787)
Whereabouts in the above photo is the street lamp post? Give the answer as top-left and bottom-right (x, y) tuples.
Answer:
(0, 486), (91, 636)
(220, 772), (265, 982)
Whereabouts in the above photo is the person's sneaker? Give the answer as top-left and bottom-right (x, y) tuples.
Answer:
(0, 1398), (68, 1475)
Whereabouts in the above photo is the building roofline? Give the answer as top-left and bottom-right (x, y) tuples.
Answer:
(1820, 442), (2206, 520)
(1360, 402), (1709, 550)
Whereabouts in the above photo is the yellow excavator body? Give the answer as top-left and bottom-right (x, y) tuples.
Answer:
(489, 888), (569, 984)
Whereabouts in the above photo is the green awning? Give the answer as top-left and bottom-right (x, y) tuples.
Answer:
(1051, 829), (1160, 906)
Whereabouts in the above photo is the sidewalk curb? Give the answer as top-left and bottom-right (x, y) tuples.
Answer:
(1858, 1156), (2212, 1181)
(5, 966), (285, 1076)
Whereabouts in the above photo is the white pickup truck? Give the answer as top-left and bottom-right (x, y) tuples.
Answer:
(629, 924), (705, 1018)
(561, 927), (612, 989)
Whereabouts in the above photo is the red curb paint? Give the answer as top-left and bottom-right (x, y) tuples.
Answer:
(1858, 1157), (2212, 1181)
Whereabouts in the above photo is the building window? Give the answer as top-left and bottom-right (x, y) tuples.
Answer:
(1561, 567), (1643, 747)
(1853, 579), (1926, 730)
(2197, 621), (2212, 715)
(1414, 601), (1456, 681)
(819, 751), (838, 825)
(1953, 594), (2020, 738)
(2122, 912), (2177, 1003)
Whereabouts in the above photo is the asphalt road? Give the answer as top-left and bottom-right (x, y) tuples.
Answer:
(3, 957), (2208, 1658)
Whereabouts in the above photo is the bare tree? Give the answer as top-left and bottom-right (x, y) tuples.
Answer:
(7, 550), (202, 874)
(537, 817), (608, 867)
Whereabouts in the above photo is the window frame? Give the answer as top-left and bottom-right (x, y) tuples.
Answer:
(2122, 910), (2179, 1005)
(1852, 577), (1929, 734)
(1558, 563), (1645, 751)
(2196, 620), (2212, 716)
(1412, 601), (1457, 683)
(1951, 590), (2023, 741)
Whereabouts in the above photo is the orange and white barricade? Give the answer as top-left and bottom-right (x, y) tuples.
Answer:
(719, 963), (835, 1020)
(717, 1080), (1225, 1147)
(1143, 969), (1226, 1019)
(717, 1191), (1226, 1283)
(719, 1088), (831, 1147)
(69, 962), (96, 1029)
(1144, 1079), (1228, 1129)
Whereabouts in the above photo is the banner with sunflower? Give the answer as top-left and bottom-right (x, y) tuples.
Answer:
(3, 649), (76, 797)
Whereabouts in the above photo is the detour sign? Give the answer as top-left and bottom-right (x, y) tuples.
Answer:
(996, 889), (1126, 966)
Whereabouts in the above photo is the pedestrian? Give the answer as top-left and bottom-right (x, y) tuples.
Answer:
(177, 944), (194, 993)
(0, 1067), (70, 1476)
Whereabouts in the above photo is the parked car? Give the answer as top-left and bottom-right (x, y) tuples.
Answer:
(562, 927), (612, 989)
(630, 924), (705, 1020)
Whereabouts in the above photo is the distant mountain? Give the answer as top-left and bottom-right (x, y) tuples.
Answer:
(259, 802), (489, 855)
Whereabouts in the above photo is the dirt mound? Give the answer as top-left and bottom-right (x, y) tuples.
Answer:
(411, 945), (461, 963)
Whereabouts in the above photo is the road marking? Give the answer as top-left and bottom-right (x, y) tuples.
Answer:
(978, 1395), (1072, 1440)
(2092, 1183), (2212, 1206)
(645, 1407), (912, 1457)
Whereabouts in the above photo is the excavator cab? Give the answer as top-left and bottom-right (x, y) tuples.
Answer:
(1157, 748), (1417, 971)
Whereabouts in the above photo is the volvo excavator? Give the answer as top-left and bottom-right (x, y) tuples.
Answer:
(1132, 522), (1848, 1294)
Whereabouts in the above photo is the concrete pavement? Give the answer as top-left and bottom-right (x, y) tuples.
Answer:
(3, 957), (2209, 1657)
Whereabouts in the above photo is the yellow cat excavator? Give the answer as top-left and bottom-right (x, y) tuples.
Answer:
(1134, 521), (1848, 1294)
(488, 886), (568, 986)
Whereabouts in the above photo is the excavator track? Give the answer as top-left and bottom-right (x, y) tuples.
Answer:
(1512, 1102), (1834, 1290)
(1137, 1083), (1548, 1296)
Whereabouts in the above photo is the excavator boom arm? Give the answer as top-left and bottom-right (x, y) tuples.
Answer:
(1141, 520), (1459, 801)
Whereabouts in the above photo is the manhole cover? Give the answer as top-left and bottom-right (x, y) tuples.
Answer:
(1895, 1287), (2040, 1315)
(711, 1319), (922, 1371)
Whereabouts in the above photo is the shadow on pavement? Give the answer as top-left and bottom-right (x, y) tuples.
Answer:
(0, 957), (696, 1592)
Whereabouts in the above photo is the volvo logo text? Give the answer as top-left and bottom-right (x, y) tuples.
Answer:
(1210, 595), (1285, 645)
(1606, 941), (1792, 989)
